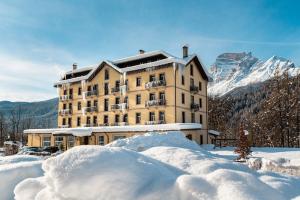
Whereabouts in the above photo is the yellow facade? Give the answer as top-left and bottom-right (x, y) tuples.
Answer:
(26, 50), (209, 149)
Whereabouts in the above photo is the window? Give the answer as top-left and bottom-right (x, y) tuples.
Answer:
(62, 118), (66, 125)
(181, 75), (185, 85)
(78, 87), (82, 96)
(87, 101), (91, 108)
(191, 95), (194, 104)
(159, 111), (165, 122)
(149, 74), (155, 82)
(149, 112), (155, 121)
(93, 116), (97, 125)
(115, 114), (120, 123)
(55, 136), (64, 147)
(186, 134), (192, 140)
(94, 100), (98, 108)
(190, 64), (194, 76)
(136, 113), (141, 124)
(159, 92), (165, 100)
(182, 112), (185, 123)
(150, 93), (156, 101)
(69, 103), (72, 110)
(159, 73), (165, 81)
(104, 83), (109, 95)
(68, 136), (75, 148)
(115, 97), (120, 104)
(78, 102), (81, 111)
(68, 118), (72, 127)
(98, 136), (105, 145)
(43, 136), (51, 147)
(115, 80), (120, 89)
(87, 116), (91, 125)
(113, 136), (126, 141)
(105, 69), (109, 80)
(200, 114), (203, 124)
(123, 114), (128, 123)
(190, 78), (194, 87)
(191, 113), (195, 123)
(199, 82), (202, 91)
(104, 99), (109, 111)
(200, 135), (203, 145)
(125, 79), (128, 86)
(63, 104), (67, 109)
(181, 93), (185, 104)
(77, 117), (81, 126)
(124, 96), (128, 104)
(63, 89), (67, 95)
(87, 85), (91, 92)
(93, 84), (98, 92)
(104, 115), (109, 125)
(69, 88), (73, 96)
(136, 77), (141, 86)
(199, 98), (202, 108)
(136, 94), (141, 105)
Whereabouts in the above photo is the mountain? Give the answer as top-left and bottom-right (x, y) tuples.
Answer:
(208, 52), (300, 96)
(0, 98), (58, 129)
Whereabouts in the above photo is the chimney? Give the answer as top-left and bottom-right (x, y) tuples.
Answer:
(139, 49), (145, 54)
(72, 63), (77, 70)
(182, 45), (189, 58)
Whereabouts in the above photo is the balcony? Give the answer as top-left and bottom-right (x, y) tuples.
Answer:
(190, 103), (200, 111)
(111, 87), (120, 93)
(145, 80), (166, 89)
(59, 95), (72, 101)
(59, 109), (72, 116)
(85, 90), (98, 97)
(145, 99), (166, 107)
(111, 122), (129, 126)
(190, 85), (199, 93)
(111, 103), (128, 111)
(83, 106), (98, 113)
(82, 123), (97, 127)
(59, 125), (70, 128)
(99, 123), (109, 126)
(145, 120), (165, 125)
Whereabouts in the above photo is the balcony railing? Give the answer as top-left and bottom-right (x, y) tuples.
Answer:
(190, 85), (199, 93)
(190, 103), (200, 111)
(145, 120), (165, 125)
(59, 125), (70, 128)
(99, 123), (109, 126)
(59, 95), (72, 101)
(145, 99), (166, 107)
(82, 123), (97, 127)
(85, 90), (98, 97)
(145, 80), (166, 89)
(111, 103), (128, 110)
(111, 122), (129, 126)
(59, 109), (72, 115)
(83, 106), (98, 113)
(111, 87), (120, 93)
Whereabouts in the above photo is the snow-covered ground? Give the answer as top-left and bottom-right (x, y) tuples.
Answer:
(1, 132), (300, 200)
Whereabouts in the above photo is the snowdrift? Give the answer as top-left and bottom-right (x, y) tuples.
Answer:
(14, 132), (298, 200)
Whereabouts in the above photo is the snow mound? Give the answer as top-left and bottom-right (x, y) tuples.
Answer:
(15, 146), (190, 200)
(106, 131), (200, 151)
(0, 155), (41, 165)
(0, 161), (43, 200)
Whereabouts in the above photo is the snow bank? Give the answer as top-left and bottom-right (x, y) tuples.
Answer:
(0, 155), (41, 165)
(106, 131), (200, 151)
(15, 146), (191, 200)
(0, 161), (43, 200)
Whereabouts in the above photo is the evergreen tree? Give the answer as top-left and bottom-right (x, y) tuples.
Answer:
(235, 122), (251, 161)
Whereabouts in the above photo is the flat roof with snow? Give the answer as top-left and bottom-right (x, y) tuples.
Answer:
(24, 123), (202, 137)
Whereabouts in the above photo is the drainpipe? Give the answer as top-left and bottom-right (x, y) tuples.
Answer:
(173, 63), (177, 123)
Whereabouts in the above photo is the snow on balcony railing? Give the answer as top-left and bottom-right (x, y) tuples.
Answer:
(59, 109), (72, 115)
(145, 99), (166, 107)
(190, 103), (200, 111)
(59, 95), (72, 101)
(83, 106), (98, 113)
(190, 85), (199, 93)
(111, 103), (128, 110)
(145, 80), (166, 89)
(145, 120), (165, 125)
(59, 125), (70, 128)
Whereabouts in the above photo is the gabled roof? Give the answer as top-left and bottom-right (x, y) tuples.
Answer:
(54, 50), (211, 87)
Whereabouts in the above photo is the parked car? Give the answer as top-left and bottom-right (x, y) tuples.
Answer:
(18, 146), (42, 155)
(42, 146), (59, 154)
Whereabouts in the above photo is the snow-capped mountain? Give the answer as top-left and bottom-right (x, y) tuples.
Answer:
(208, 52), (300, 96)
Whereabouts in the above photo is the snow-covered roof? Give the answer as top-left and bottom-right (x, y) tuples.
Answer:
(208, 130), (221, 136)
(54, 50), (211, 86)
(24, 123), (202, 136)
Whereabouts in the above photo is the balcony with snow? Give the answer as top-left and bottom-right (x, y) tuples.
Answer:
(111, 103), (128, 111)
(145, 99), (166, 107)
(59, 109), (72, 116)
(83, 106), (98, 113)
(190, 85), (199, 93)
(190, 103), (200, 111)
(59, 94), (73, 101)
(145, 80), (166, 89)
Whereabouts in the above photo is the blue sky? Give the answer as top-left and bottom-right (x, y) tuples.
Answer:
(0, 0), (300, 101)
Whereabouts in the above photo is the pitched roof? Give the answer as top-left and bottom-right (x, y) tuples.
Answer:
(54, 50), (211, 87)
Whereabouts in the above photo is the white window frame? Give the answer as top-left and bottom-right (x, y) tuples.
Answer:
(98, 136), (105, 145)
(55, 136), (64, 147)
(43, 136), (51, 147)
(68, 136), (75, 148)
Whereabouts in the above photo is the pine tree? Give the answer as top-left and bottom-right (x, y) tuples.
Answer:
(235, 122), (251, 161)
